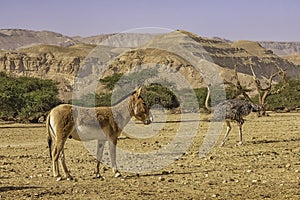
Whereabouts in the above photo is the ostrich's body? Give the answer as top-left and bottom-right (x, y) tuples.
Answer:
(206, 86), (260, 146)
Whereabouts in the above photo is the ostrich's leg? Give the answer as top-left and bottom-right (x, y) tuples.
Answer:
(220, 121), (231, 147)
(237, 123), (243, 145)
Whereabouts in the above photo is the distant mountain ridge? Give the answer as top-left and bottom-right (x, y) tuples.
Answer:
(260, 41), (300, 56)
(1, 29), (300, 57)
(0, 29), (79, 50)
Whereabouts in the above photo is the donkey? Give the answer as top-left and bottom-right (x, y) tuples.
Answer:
(46, 87), (152, 181)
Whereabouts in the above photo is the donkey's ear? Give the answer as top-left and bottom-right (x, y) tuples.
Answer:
(135, 87), (142, 97)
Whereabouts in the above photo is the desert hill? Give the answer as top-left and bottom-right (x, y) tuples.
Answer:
(1, 29), (299, 101)
(0, 29), (79, 50)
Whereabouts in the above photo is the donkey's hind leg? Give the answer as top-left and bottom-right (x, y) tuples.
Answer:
(59, 149), (73, 180)
(52, 143), (62, 181)
(52, 139), (67, 181)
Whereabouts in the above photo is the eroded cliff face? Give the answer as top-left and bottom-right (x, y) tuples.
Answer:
(0, 51), (81, 76)
(0, 44), (96, 101)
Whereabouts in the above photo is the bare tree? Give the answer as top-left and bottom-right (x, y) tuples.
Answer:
(223, 65), (253, 103)
(249, 64), (287, 116)
(224, 63), (287, 116)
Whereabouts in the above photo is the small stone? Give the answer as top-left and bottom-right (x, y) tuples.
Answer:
(158, 176), (165, 181)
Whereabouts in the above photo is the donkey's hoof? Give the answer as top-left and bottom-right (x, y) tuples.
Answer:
(66, 176), (74, 181)
(236, 142), (243, 146)
(56, 176), (62, 181)
(114, 172), (122, 178)
(94, 174), (105, 180)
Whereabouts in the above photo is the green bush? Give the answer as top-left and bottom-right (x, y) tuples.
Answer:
(99, 73), (123, 90)
(193, 88), (207, 109)
(97, 72), (179, 109)
(259, 78), (300, 110)
(142, 83), (180, 109)
(0, 72), (60, 122)
(72, 93), (112, 107)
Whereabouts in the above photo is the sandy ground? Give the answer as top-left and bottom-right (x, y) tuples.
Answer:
(0, 112), (299, 199)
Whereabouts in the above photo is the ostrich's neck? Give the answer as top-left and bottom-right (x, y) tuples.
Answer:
(205, 86), (212, 112)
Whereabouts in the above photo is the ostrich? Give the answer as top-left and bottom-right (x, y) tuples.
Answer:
(205, 85), (260, 146)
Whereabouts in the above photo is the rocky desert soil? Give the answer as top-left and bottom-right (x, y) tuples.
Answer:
(0, 112), (299, 199)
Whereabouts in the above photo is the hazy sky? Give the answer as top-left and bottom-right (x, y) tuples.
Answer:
(1, 0), (299, 41)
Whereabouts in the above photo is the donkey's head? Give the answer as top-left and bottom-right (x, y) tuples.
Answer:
(130, 87), (152, 125)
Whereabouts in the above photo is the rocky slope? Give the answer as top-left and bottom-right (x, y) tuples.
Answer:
(283, 53), (300, 65)
(1, 30), (299, 101)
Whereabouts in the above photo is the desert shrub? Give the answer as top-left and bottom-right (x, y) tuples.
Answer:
(0, 72), (60, 122)
(72, 83), (180, 109)
(98, 72), (179, 109)
(72, 93), (112, 107)
(257, 78), (300, 110)
(99, 73), (123, 90)
(142, 83), (180, 109)
(193, 88), (207, 109)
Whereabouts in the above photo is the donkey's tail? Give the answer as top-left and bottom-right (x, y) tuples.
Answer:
(46, 114), (53, 160)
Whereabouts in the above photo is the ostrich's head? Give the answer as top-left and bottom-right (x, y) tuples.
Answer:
(250, 103), (261, 112)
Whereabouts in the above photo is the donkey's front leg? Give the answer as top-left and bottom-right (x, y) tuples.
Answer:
(94, 141), (105, 180)
(109, 140), (121, 178)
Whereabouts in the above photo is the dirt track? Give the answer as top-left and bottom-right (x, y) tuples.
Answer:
(0, 112), (299, 199)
